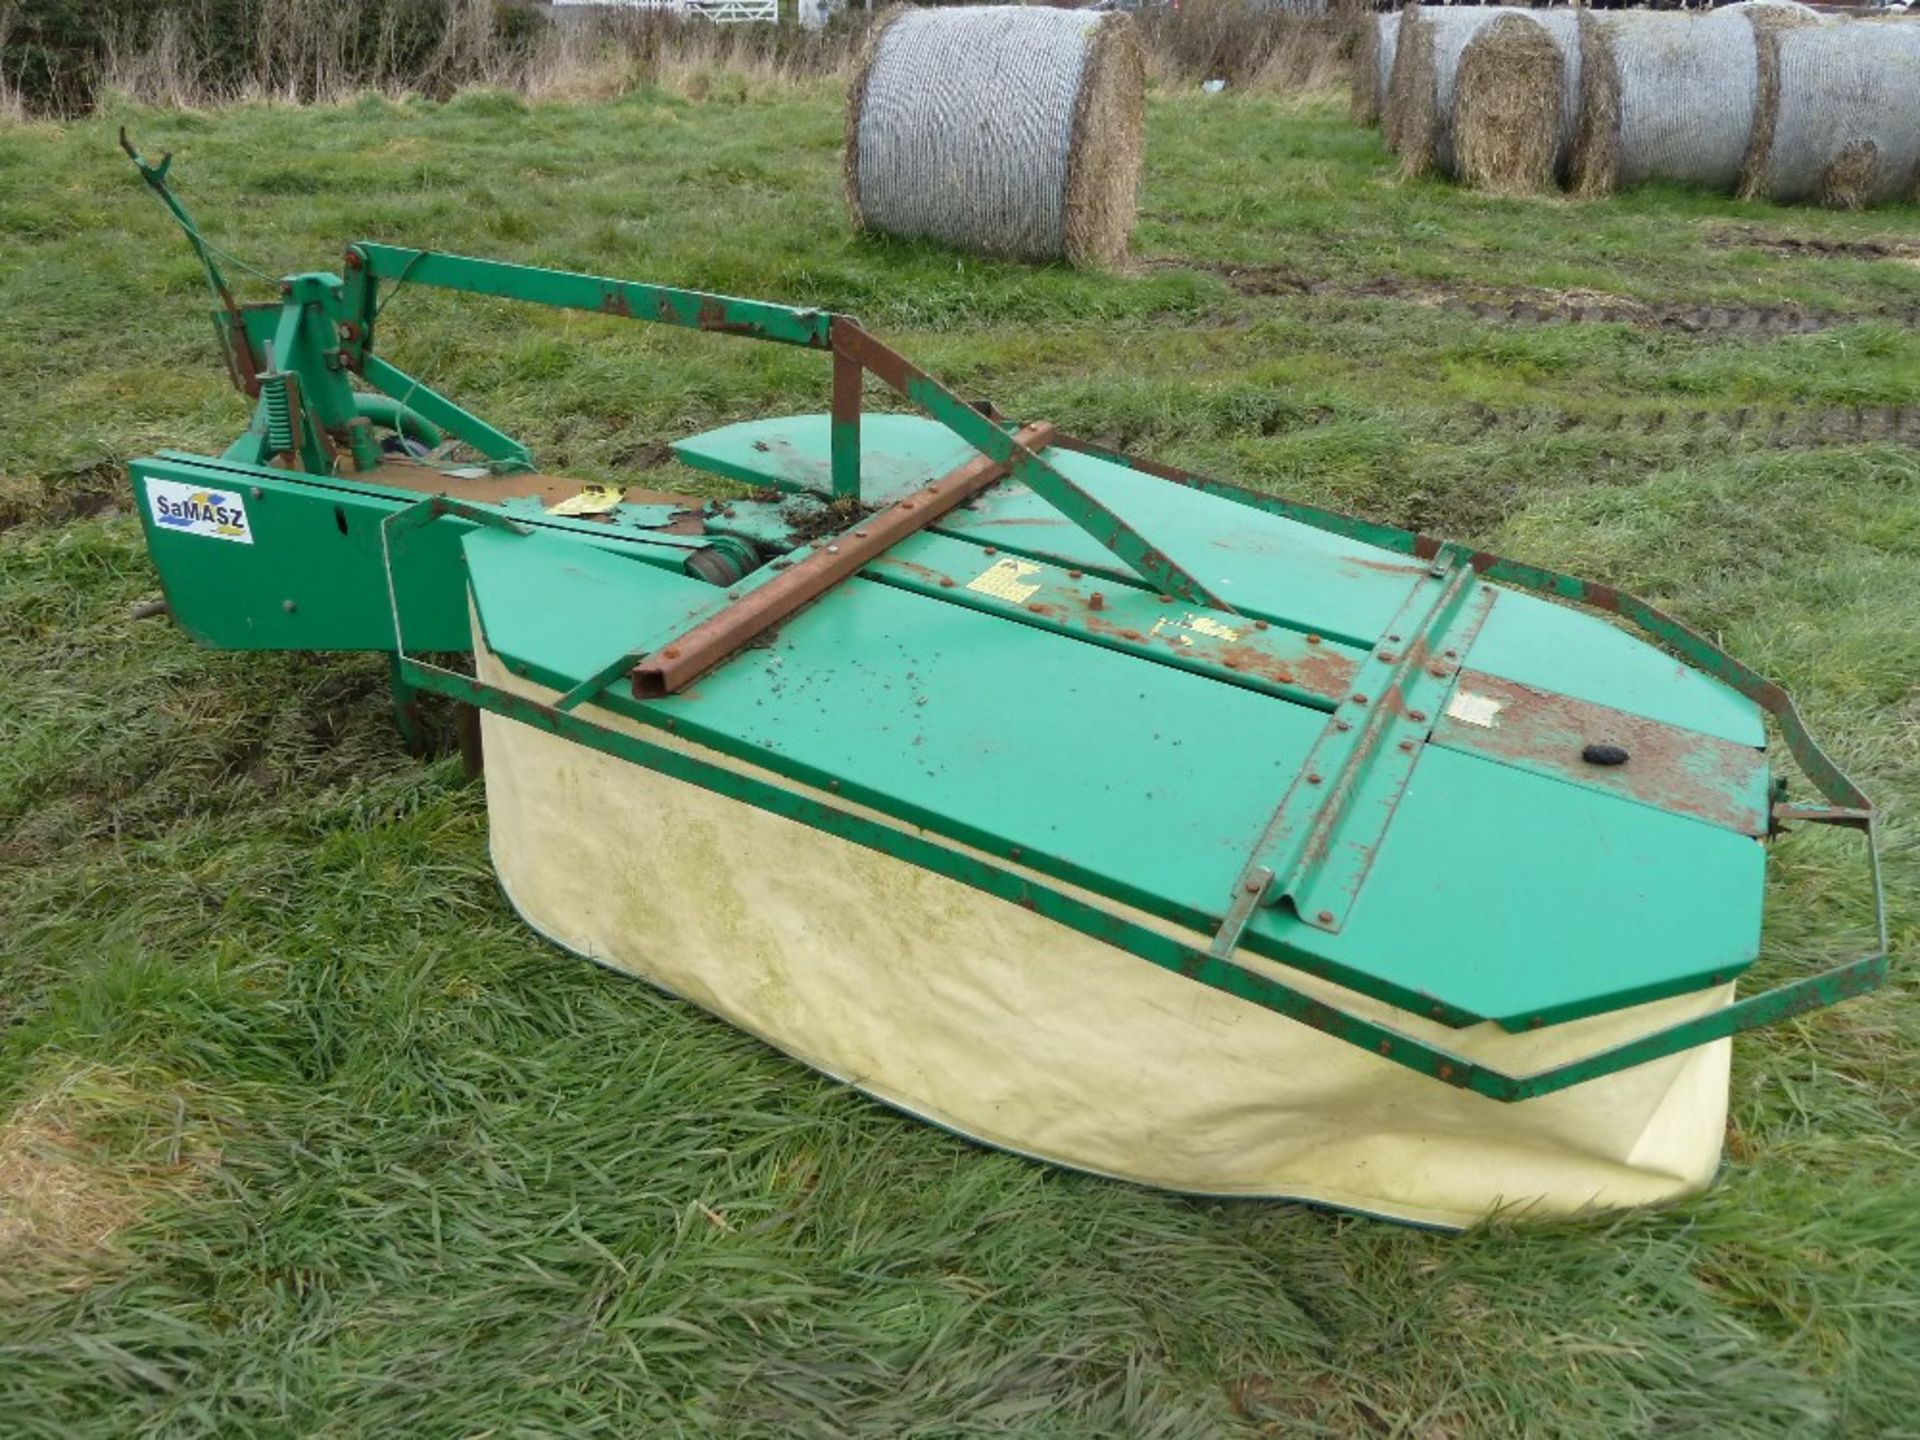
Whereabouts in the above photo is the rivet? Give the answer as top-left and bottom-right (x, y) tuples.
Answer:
(1224, 657), (1242, 670)
(282, 599), (296, 613)
(1243, 878), (1262, 894)
(663, 647), (681, 659)
(1027, 603), (1045, 614)
(1009, 845), (1023, 860)
(1429, 1003), (1445, 1019)
(1438, 1062), (1455, 1081)
(1333, 719), (1352, 732)
(1068, 569), (1083, 580)
(665, 718), (677, 731)
(984, 547), (997, 556)
(899, 501), (914, 511)
(1409, 709), (1427, 723)
(1398, 739), (1415, 753)
(1306, 634), (1322, 645)
(1429, 664), (1448, 678)
(1378, 650), (1398, 663)
(1528, 1016), (1544, 1030)
(1377, 1040), (1392, 1056)
(1351, 693), (1369, 706)
(1089, 592), (1105, 611)
(1274, 671), (1294, 684)
(1316, 910), (1334, 924)
(250, 486), (264, 499)
(1253, 619), (1268, 631)
(1157, 593), (1172, 603)
(827, 544), (840, 555)
(829, 779), (841, 792)
(1712, 972), (1725, 985)
(1388, 634), (1402, 644)
(939, 577), (954, 588)
(1306, 772), (1322, 785)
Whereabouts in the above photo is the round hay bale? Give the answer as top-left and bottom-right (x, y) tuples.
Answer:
(1452, 10), (1583, 195)
(1742, 22), (1920, 208)
(1571, 4), (1818, 199)
(844, 6), (1145, 268)
(1385, 4), (1525, 180)
(1351, 11), (1400, 129)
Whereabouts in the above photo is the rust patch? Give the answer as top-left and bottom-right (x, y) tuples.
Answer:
(1435, 671), (1767, 835)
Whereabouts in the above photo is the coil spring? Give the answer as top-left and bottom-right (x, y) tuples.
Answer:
(261, 374), (294, 454)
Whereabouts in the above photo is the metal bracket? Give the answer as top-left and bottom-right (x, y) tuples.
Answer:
(1211, 551), (1492, 955)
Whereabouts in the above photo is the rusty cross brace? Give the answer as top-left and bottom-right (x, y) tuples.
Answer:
(628, 316), (1239, 698)
(631, 422), (1057, 698)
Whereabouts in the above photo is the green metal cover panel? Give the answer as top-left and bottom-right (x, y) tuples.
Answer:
(674, 415), (984, 507)
(463, 525), (1767, 1030)
(676, 414), (1765, 749)
(131, 454), (476, 653)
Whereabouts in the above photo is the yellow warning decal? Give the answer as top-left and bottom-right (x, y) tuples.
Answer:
(967, 557), (1043, 604)
(548, 485), (625, 517)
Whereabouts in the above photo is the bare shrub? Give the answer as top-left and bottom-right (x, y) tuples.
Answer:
(47, 0), (1355, 115)
(1137, 0), (1355, 93)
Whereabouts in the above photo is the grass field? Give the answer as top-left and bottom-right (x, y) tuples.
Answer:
(1, 79), (1918, 1438)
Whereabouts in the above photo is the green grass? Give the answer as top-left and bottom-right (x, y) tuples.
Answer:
(2, 84), (1918, 1438)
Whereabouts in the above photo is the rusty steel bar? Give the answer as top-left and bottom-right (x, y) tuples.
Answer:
(630, 422), (1058, 699)
(830, 321), (1234, 612)
(830, 349), (863, 501)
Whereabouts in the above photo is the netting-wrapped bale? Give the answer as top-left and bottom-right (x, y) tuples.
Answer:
(1742, 22), (1920, 208)
(845, 6), (1145, 268)
(1385, 4), (1524, 179)
(1570, 3), (1819, 199)
(1451, 9), (1583, 195)
(1351, 11), (1400, 129)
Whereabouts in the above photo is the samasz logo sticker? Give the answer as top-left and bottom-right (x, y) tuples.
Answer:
(144, 477), (253, 544)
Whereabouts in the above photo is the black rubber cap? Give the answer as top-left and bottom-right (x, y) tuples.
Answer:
(1582, 742), (1630, 767)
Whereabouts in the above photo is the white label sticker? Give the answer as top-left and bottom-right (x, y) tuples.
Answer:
(966, 557), (1042, 604)
(1447, 691), (1504, 728)
(145, 477), (253, 544)
(1151, 612), (1242, 647)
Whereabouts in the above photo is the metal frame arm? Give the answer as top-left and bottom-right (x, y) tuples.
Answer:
(340, 243), (1230, 607)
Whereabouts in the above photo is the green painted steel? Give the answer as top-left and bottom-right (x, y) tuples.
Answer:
(116, 144), (1886, 1094)
(675, 414), (985, 505)
(358, 355), (532, 471)
(130, 453), (706, 653)
(379, 512), (1885, 1100)
(1217, 557), (1496, 950)
(350, 244), (835, 349)
(868, 530), (1365, 710)
(454, 511), (1774, 1030)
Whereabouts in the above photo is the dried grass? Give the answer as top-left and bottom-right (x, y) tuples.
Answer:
(1452, 13), (1562, 197)
(1349, 11), (1397, 129)
(0, 1067), (216, 1294)
(34, 0), (1356, 116)
(1064, 15), (1148, 270)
